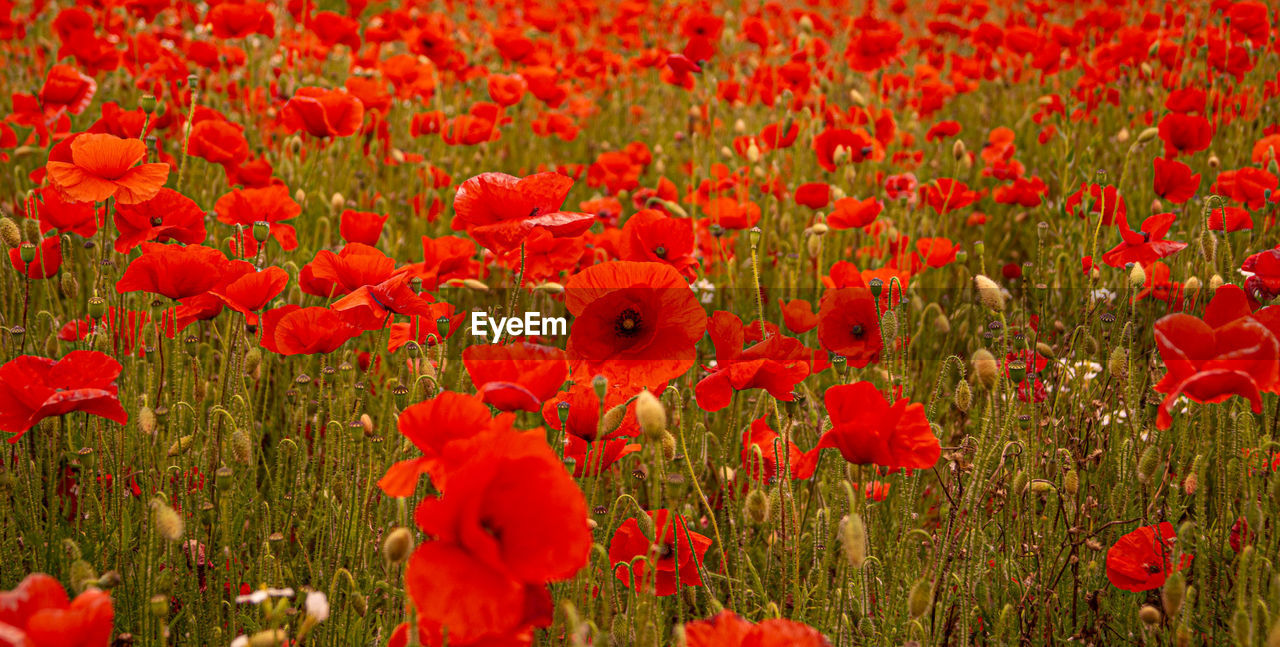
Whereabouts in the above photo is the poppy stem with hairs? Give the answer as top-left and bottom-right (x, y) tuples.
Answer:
(176, 74), (199, 193)
(19, 268), (30, 354)
(502, 242), (527, 343)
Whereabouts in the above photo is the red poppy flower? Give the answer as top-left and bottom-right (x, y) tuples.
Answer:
(1158, 113), (1212, 156)
(487, 73), (528, 107)
(300, 243), (397, 297)
(683, 610), (829, 647)
(39, 65), (96, 116)
(331, 274), (435, 330)
(116, 243), (230, 300)
(1208, 205), (1254, 233)
(1065, 182), (1126, 226)
(565, 261), (707, 388)
(210, 266), (289, 321)
(925, 120), (961, 142)
(704, 196), (762, 229)
(45, 133), (170, 204)
(817, 284), (882, 367)
(462, 343), (568, 412)
(379, 392), (518, 496)
(919, 178), (980, 215)
(813, 127), (875, 171)
(206, 2), (275, 39)
(282, 87), (364, 138)
(271, 307), (360, 356)
(1152, 310), (1278, 429)
(1105, 522), (1192, 592)
(1212, 167), (1278, 211)
(794, 182), (831, 209)
(609, 509), (712, 596)
(991, 176), (1047, 207)
(778, 298), (819, 334)
(619, 208), (698, 281)
(741, 415), (804, 483)
(695, 311), (810, 412)
(0, 573), (114, 646)
(1243, 249), (1280, 303)
(799, 381), (939, 472)
(187, 118), (249, 168)
(451, 171), (594, 254)
(1152, 157), (1200, 204)
(407, 432), (590, 645)
(540, 380), (650, 443)
(564, 435), (640, 477)
(826, 196), (882, 230)
(9, 237), (62, 279)
(338, 209), (389, 245)
(915, 237), (960, 269)
(0, 351), (128, 442)
(1101, 212), (1187, 268)
(214, 185), (302, 251)
(112, 187), (207, 253)
(34, 185), (99, 238)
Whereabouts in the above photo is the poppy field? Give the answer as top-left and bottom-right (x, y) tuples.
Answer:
(4, 0), (1280, 645)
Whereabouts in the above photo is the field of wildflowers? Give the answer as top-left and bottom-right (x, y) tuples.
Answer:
(2, 0), (1280, 645)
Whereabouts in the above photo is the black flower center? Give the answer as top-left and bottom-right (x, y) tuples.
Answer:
(615, 308), (643, 337)
(851, 324), (865, 339)
(653, 246), (667, 258)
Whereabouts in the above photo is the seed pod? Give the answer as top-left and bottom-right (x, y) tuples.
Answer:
(383, 527), (414, 563)
(972, 349), (999, 387)
(744, 489), (771, 525)
(841, 514), (866, 569)
(150, 498), (184, 542)
(974, 275), (1004, 311)
(635, 390), (666, 441)
(149, 595), (169, 618)
(1163, 571), (1186, 619)
(907, 578), (932, 619)
(953, 380), (972, 412)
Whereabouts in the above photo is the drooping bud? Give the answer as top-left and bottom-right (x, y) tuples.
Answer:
(744, 489), (771, 525)
(1107, 347), (1128, 379)
(907, 578), (932, 619)
(974, 274), (1005, 311)
(953, 380), (972, 412)
(1163, 571), (1186, 619)
(952, 139), (966, 161)
(661, 430), (677, 461)
(150, 498), (184, 542)
(598, 402), (627, 438)
(841, 513), (866, 569)
(138, 406), (158, 434)
(383, 527), (414, 563)
(1064, 469), (1079, 496)
(230, 429), (253, 464)
(971, 349), (999, 387)
(1138, 445), (1162, 484)
(635, 389), (666, 441)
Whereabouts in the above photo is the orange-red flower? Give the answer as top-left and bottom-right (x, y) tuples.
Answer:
(115, 243), (231, 300)
(282, 87), (364, 138)
(609, 509), (712, 596)
(45, 133), (170, 204)
(462, 343), (568, 412)
(799, 382), (939, 472)
(565, 261), (707, 388)
(1106, 522), (1191, 592)
(451, 171), (594, 254)
(683, 610), (829, 647)
(0, 573), (114, 645)
(271, 307), (360, 356)
(0, 351), (128, 442)
(696, 311), (810, 412)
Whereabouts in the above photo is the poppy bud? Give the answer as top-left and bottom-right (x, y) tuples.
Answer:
(638, 513), (656, 540)
(1137, 127), (1159, 144)
(231, 430), (252, 464)
(1115, 127), (1130, 144)
(1137, 446), (1161, 484)
(907, 578), (932, 619)
(1128, 263), (1146, 287)
(294, 188), (306, 205)
(709, 223), (725, 238)
(953, 380), (971, 412)
(1184, 276), (1201, 294)
(1208, 274), (1224, 291)
(138, 406), (158, 434)
(841, 514), (866, 569)
(744, 489), (770, 525)
(635, 389), (666, 440)
(97, 570), (122, 589)
(974, 274), (1004, 312)
(1163, 571), (1185, 619)
(1139, 605), (1161, 627)
(167, 434), (194, 456)
(848, 89), (868, 107)
(70, 559), (97, 593)
(952, 139), (966, 160)
(60, 271), (78, 297)
(383, 527), (414, 563)
(746, 141), (761, 163)
(248, 629), (287, 647)
(1183, 471), (1197, 496)
(661, 430), (677, 461)
(599, 402), (627, 437)
(20, 218), (38, 241)
(534, 281), (564, 294)
(1107, 347), (1128, 379)
(1232, 608), (1252, 646)
(971, 349), (999, 387)
(0, 216), (20, 248)
(1208, 153), (1220, 170)
(1010, 470), (1029, 497)
(330, 192), (345, 212)
(806, 235), (822, 259)
(151, 498), (184, 542)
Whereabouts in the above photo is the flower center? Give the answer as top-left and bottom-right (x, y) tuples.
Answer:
(653, 246), (667, 258)
(615, 308), (643, 337)
(851, 324), (865, 339)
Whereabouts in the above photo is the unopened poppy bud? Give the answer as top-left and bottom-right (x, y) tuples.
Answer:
(638, 513), (656, 540)
(806, 235), (822, 258)
(972, 349), (998, 387)
(974, 274), (1004, 311)
(841, 513), (867, 568)
(60, 271), (78, 297)
(18, 242), (35, 263)
(848, 89), (868, 107)
(746, 141), (761, 163)
(138, 406), (158, 434)
(952, 139), (966, 160)
(1107, 347), (1128, 379)
(635, 389), (666, 440)
(709, 223), (725, 238)
(1163, 571), (1185, 619)
(252, 221), (271, 243)
(231, 430), (252, 464)
(810, 222), (829, 236)
(1208, 153), (1220, 170)
(97, 570), (122, 589)
(21, 218), (38, 241)
(151, 498), (184, 542)
(359, 413), (373, 435)
(294, 188), (306, 205)
(661, 430), (677, 461)
(167, 434), (194, 456)
(1138, 446), (1161, 484)
(953, 380), (971, 412)
(330, 192), (345, 212)
(599, 402), (627, 437)
(1116, 127), (1130, 144)
(907, 578), (932, 619)
(1233, 608), (1252, 645)
(1137, 127), (1159, 144)
(70, 559), (97, 593)
(1010, 470), (1029, 497)
(1139, 605), (1161, 627)
(744, 489), (770, 524)
(1208, 274), (1224, 291)
(1064, 469), (1079, 496)
(1184, 276), (1201, 294)
(248, 629), (287, 647)
(1128, 263), (1146, 287)
(1183, 470), (1197, 495)
(0, 217), (19, 248)
(383, 527), (414, 563)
